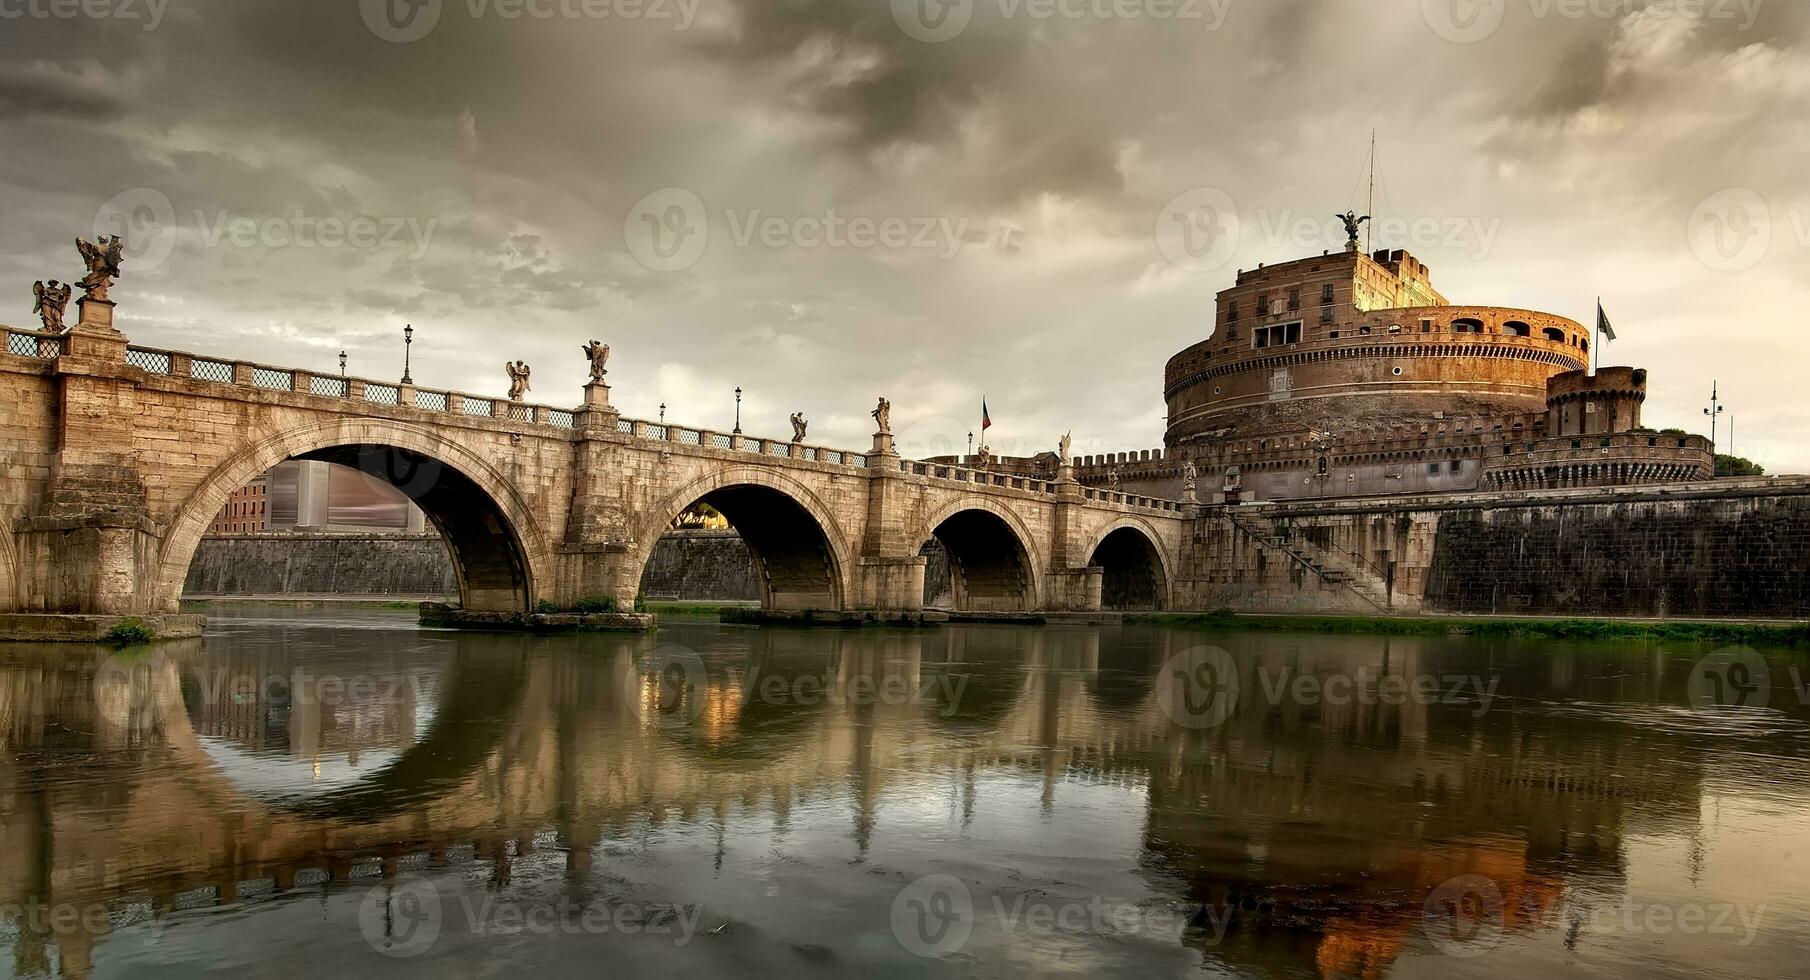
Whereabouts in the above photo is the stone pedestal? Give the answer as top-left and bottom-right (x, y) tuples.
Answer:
(64, 296), (128, 361)
(871, 430), (895, 456)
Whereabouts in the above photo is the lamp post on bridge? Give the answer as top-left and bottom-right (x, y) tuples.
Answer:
(1704, 381), (1724, 462)
(401, 324), (415, 385)
(659, 402), (666, 424)
(339, 350), (347, 376)
(733, 387), (743, 434)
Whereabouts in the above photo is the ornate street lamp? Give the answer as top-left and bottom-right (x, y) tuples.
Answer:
(339, 350), (347, 376)
(733, 387), (743, 434)
(659, 402), (666, 424)
(401, 324), (415, 385)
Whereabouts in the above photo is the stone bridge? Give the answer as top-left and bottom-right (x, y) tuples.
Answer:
(0, 297), (1191, 625)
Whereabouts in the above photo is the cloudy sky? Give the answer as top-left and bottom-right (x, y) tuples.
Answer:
(3, 0), (1806, 469)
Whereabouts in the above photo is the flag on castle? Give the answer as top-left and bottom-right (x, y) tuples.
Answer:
(1596, 300), (1616, 342)
(982, 398), (993, 432)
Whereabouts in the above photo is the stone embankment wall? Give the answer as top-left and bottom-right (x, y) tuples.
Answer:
(182, 529), (770, 602)
(182, 533), (459, 597)
(634, 529), (760, 601)
(1200, 478), (1810, 619)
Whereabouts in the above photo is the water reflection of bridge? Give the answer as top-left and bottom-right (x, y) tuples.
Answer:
(0, 626), (1750, 977)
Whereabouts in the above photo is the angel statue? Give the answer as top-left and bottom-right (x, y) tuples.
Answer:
(1182, 460), (1198, 494)
(581, 340), (610, 385)
(1058, 431), (1072, 466)
(505, 361), (532, 401)
(871, 397), (891, 435)
(1335, 210), (1370, 249)
(32, 280), (72, 333)
(790, 412), (808, 443)
(76, 235), (125, 302)
(1107, 467), (1121, 491)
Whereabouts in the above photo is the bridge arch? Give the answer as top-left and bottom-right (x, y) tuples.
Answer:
(633, 466), (853, 611)
(912, 496), (1044, 612)
(1085, 519), (1171, 611)
(154, 419), (556, 613)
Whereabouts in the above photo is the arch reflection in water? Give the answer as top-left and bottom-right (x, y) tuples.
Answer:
(3, 613), (1809, 977)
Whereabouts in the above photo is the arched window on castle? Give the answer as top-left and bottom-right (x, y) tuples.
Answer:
(1452, 317), (1484, 334)
(1543, 327), (1567, 343)
(1504, 320), (1531, 337)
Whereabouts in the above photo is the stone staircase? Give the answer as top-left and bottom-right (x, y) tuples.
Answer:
(1223, 509), (1406, 613)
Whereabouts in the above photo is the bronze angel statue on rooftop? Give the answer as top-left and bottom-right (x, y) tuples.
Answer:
(1335, 210), (1370, 249)
(76, 235), (125, 302)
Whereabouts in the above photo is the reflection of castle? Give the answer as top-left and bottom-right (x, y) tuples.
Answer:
(1015, 246), (1715, 501)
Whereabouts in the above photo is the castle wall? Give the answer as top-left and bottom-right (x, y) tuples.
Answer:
(1201, 479), (1810, 619)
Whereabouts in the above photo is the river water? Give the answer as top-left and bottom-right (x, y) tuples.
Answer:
(3, 607), (1809, 978)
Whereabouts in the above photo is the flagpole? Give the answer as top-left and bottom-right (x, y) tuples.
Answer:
(1593, 296), (1600, 375)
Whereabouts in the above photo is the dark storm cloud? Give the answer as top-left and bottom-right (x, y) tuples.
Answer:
(0, 0), (1806, 468)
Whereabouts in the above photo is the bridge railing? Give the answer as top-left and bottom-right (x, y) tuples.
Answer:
(614, 417), (870, 468)
(1083, 487), (1186, 513)
(122, 343), (582, 430)
(5, 327), (67, 360)
(903, 460), (1062, 496)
